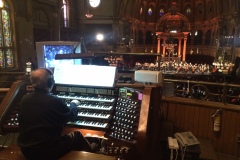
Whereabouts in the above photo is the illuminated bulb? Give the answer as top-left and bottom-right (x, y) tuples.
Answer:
(96, 34), (104, 41)
(0, 0), (4, 8)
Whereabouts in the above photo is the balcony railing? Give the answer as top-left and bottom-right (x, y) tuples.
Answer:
(164, 77), (240, 106)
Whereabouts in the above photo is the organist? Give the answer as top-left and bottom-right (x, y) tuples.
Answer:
(17, 68), (98, 160)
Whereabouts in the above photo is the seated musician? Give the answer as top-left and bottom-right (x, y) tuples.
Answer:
(17, 68), (97, 160)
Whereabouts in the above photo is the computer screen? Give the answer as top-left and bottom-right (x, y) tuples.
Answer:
(36, 41), (81, 69)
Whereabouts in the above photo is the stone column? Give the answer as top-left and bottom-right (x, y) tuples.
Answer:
(163, 38), (166, 57)
(178, 38), (182, 58)
(156, 32), (162, 54)
(183, 38), (187, 61)
(157, 36), (161, 53)
(182, 32), (189, 61)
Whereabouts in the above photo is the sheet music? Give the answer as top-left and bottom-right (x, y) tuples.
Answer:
(54, 64), (116, 87)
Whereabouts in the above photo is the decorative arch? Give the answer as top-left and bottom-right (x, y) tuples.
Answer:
(196, 1), (205, 20)
(183, 3), (192, 17)
(138, 1), (147, 21)
(155, 5), (190, 61)
(157, 3), (167, 19)
(147, 2), (156, 22)
(156, 12), (190, 32)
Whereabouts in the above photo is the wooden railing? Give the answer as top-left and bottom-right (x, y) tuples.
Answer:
(0, 72), (26, 103)
(164, 78), (240, 106)
(161, 78), (240, 159)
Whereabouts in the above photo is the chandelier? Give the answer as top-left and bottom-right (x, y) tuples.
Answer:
(85, 10), (93, 18)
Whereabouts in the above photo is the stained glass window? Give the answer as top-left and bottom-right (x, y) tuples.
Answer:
(159, 9), (164, 16)
(148, 8), (152, 16)
(63, 0), (68, 27)
(0, 1), (13, 68)
(140, 7), (143, 15)
(186, 8), (191, 15)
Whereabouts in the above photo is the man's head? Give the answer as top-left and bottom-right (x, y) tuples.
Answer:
(30, 68), (55, 91)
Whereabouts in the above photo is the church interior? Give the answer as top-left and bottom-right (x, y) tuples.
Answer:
(0, 0), (240, 160)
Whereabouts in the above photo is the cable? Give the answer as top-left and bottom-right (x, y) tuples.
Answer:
(236, 142), (240, 160)
(170, 148), (173, 160)
(170, 148), (179, 160)
(174, 149), (178, 160)
(180, 145), (187, 160)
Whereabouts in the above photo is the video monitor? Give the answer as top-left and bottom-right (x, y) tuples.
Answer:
(36, 41), (82, 69)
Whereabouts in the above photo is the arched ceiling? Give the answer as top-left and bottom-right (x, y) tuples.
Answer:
(156, 12), (190, 32)
(121, 0), (236, 19)
(117, 0), (239, 35)
(156, 3), (190, 32)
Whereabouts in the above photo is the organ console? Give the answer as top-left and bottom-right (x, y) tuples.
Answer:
(53, 83), (162, 160)
(54, 85), (118, 131)
(0, 68), (163, 160)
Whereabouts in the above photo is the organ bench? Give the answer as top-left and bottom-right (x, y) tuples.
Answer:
(0, 144), (115, 160)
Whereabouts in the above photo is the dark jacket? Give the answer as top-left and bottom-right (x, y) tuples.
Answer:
(17, 88), (78, 149)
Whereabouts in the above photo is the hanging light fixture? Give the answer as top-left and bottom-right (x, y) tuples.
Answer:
(0, 0), (4, 8)
(85, 10), (93, 18)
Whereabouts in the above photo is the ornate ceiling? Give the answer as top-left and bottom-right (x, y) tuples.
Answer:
(117, 0), (239, 35)
(119, 0), (239, 22)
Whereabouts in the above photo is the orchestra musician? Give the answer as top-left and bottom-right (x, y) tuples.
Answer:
(17, 68), (97, 160)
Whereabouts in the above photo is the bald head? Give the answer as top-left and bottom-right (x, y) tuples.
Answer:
(30, 68), (53, 90)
